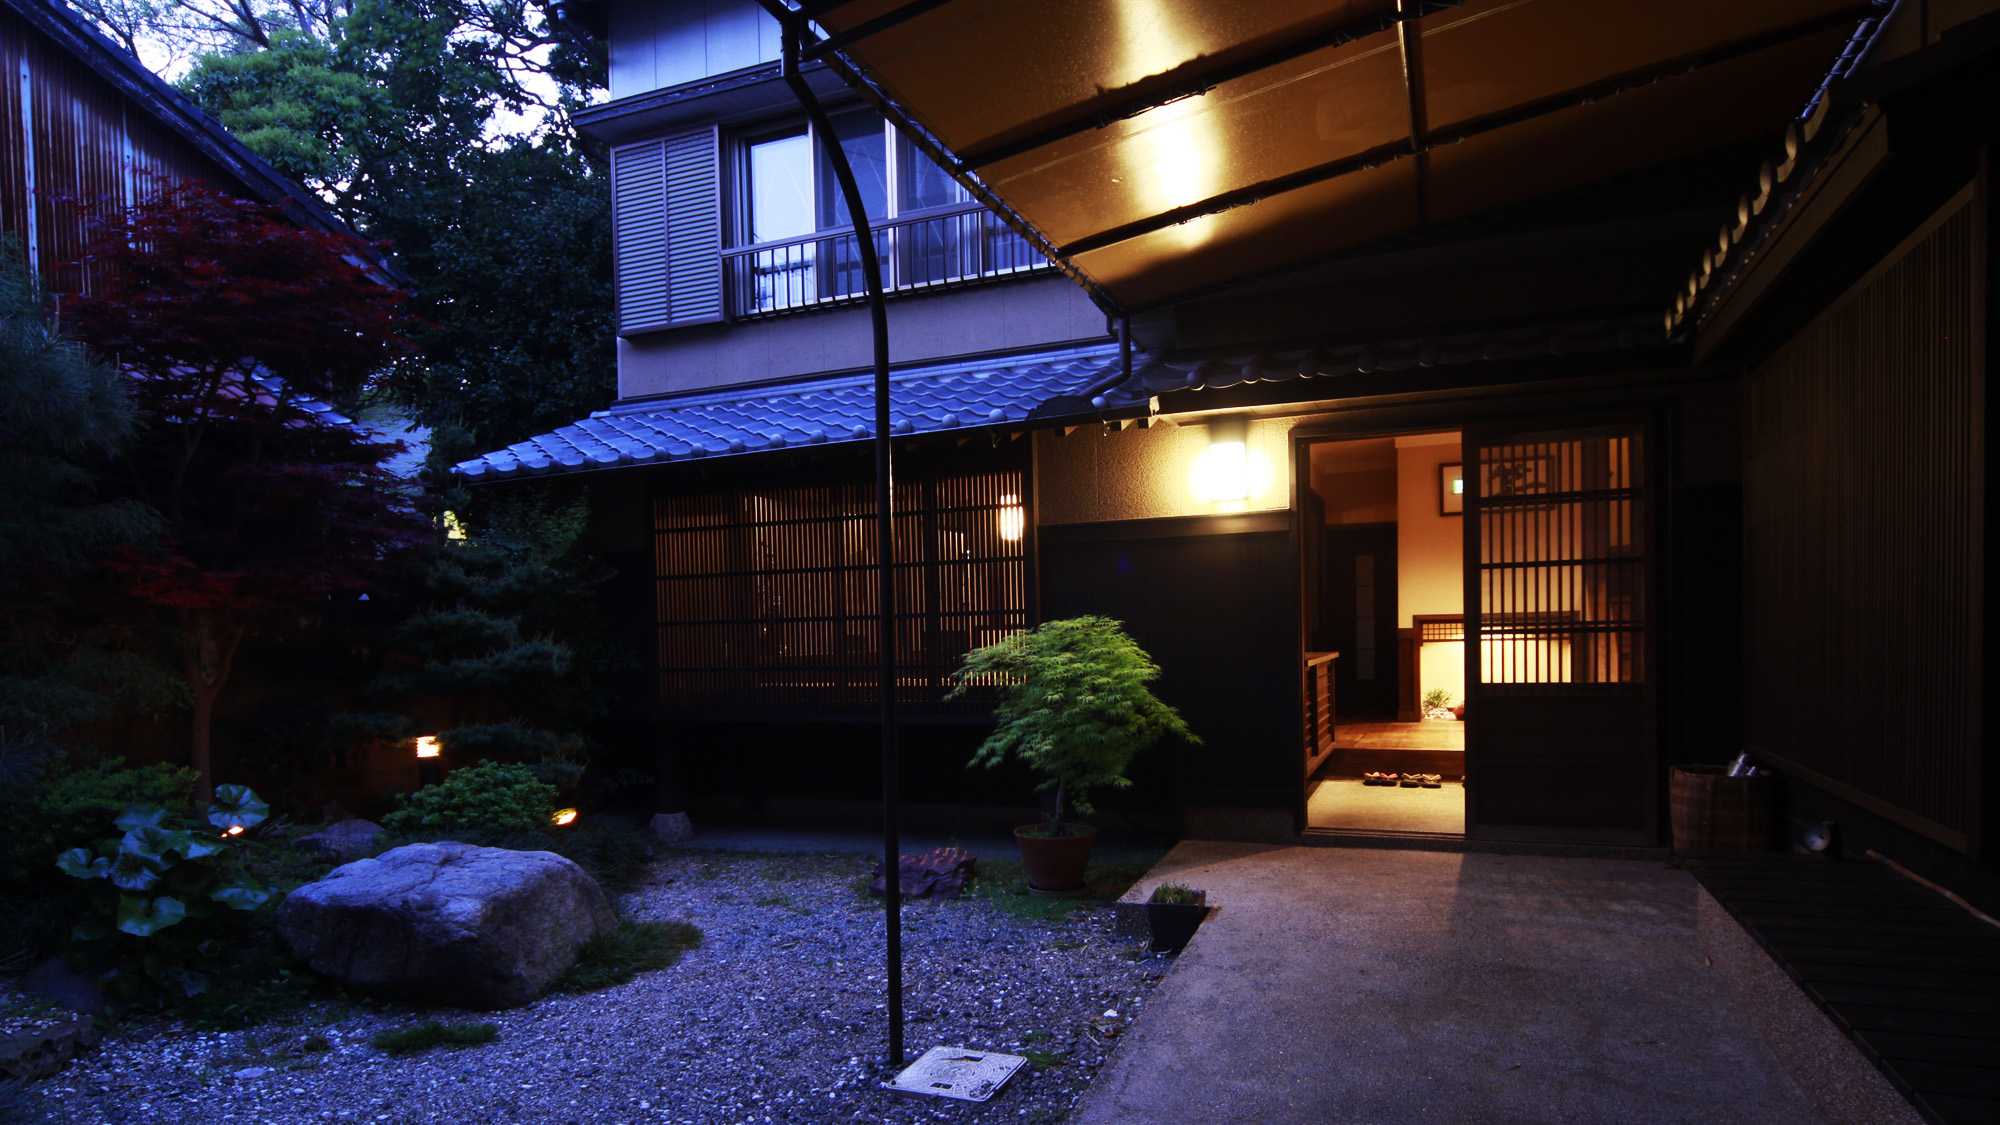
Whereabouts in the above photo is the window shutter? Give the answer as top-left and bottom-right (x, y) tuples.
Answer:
(612, 127), (721, 335)
(664, 127), (722, 323)
(612, 139), (670, 335)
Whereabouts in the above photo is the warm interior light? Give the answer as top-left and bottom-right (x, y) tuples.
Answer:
(414, 735), (440, 759)
(443, 511), (467, 540)
(997, 494), (1024, 542)
(552, 808), (578, 826)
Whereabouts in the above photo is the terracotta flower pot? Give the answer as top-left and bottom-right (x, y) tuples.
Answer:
(1014, 823), (1097, 893)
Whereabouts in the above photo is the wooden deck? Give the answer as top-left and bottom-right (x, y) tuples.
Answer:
(1686, 854), (2000, 1125)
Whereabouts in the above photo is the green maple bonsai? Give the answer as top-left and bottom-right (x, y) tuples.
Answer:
(950, 616), (1197, 837)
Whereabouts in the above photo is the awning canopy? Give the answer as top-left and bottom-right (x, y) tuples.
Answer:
(792, 0), (1885, 314)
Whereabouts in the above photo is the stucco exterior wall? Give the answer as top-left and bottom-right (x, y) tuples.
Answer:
(1034, 415), (1292, 525)
(617, 275), (1108, 398)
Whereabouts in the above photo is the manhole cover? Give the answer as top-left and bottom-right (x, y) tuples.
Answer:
(883, 1046), (1028, 1102)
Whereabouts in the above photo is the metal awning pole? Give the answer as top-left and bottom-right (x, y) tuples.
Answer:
(777, 19), (905, 1067)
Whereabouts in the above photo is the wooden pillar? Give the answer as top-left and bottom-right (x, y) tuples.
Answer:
(1397, 628), (1421, 721)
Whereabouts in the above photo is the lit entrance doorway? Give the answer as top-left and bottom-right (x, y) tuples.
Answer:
(1300, 432), (1466, 836)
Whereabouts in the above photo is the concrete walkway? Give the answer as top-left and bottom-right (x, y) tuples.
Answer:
(1073, 843), (1858, 1125)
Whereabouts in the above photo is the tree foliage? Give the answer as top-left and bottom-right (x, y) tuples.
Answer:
(0, 244), (176, 750)
(950, 617), (1198, 836)
(62, 184), (427, 804)
(175, 31), (385, 189)
(171, 0), (615, 461)
(364, 488), (609, 770)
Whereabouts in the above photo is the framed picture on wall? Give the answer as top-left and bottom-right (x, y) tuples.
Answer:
(1440, 463), (1464, 516)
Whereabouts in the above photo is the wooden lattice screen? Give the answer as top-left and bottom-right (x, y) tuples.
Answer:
(652, 463), (1028, 717)
(1475, 431), (1645, 690)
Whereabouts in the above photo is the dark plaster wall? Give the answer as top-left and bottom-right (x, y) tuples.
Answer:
(1039, 520), (1300, 816)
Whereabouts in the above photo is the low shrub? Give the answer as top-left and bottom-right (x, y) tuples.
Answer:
(540, 818), (653, 895)
(369, 1021), (499, 1055)
(382, 756), (560, 836)
(0, 759), (197, 885)
(382, 760), (558, 836)
(557, 919), (702, 993)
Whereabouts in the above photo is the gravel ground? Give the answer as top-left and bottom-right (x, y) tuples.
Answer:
(12, 848), (1171, 1125)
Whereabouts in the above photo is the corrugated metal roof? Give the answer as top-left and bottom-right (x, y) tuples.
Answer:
(1, 0), (389, 261)
(453, 341), (1155, 481)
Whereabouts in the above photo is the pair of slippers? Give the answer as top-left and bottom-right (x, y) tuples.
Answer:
(1361, 772), (1442, 788)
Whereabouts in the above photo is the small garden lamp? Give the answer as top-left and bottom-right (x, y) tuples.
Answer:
(415, 734), (442, 786)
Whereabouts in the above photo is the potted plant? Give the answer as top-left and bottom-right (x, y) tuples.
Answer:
(1146, 883), (1208, 954)
(949, 616), (1197, 894)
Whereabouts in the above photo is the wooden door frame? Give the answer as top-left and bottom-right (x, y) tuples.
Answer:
(1461, 408), (1666, 845)
(1291, 421), (1469, 832)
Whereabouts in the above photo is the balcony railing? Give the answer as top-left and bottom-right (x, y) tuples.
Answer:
(721, 205), (1051, 318)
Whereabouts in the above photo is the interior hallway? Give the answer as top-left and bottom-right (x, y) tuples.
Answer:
(1309, 719), (1467, 834)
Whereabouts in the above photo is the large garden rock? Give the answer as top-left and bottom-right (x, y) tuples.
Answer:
(275, 841), (616, 1010)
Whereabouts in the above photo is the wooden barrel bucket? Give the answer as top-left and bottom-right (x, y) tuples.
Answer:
(1670, 765), (1774, 852)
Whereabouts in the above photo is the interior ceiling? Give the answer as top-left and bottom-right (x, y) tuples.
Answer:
(1311, 436), (1399, 472)
(806, 0), (1875, 313)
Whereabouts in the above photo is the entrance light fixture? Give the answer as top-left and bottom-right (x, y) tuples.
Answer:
(1195, 416), (1250, 502)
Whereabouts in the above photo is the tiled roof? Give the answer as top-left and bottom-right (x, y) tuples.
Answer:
(454, 341), (1152, 481)
(457, 316), (1665, 482)
(1095, 315), (1665, 405)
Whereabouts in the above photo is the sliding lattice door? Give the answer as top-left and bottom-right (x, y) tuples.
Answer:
(652, 462), (1028, 718)
(1464, 422), (1657, 843)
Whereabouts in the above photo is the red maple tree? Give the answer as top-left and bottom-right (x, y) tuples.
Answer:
(65, 183), (427, 805)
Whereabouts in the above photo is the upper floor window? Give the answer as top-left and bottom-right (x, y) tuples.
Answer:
(728, 111), (1042, 317)
(609, 111), (1050, 338)
(747, 129), (813, 244)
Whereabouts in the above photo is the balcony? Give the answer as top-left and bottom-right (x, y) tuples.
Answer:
(721, 205), (1052, 318)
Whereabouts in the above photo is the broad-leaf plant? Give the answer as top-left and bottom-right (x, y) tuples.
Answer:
(56, 785), (272, 1000)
